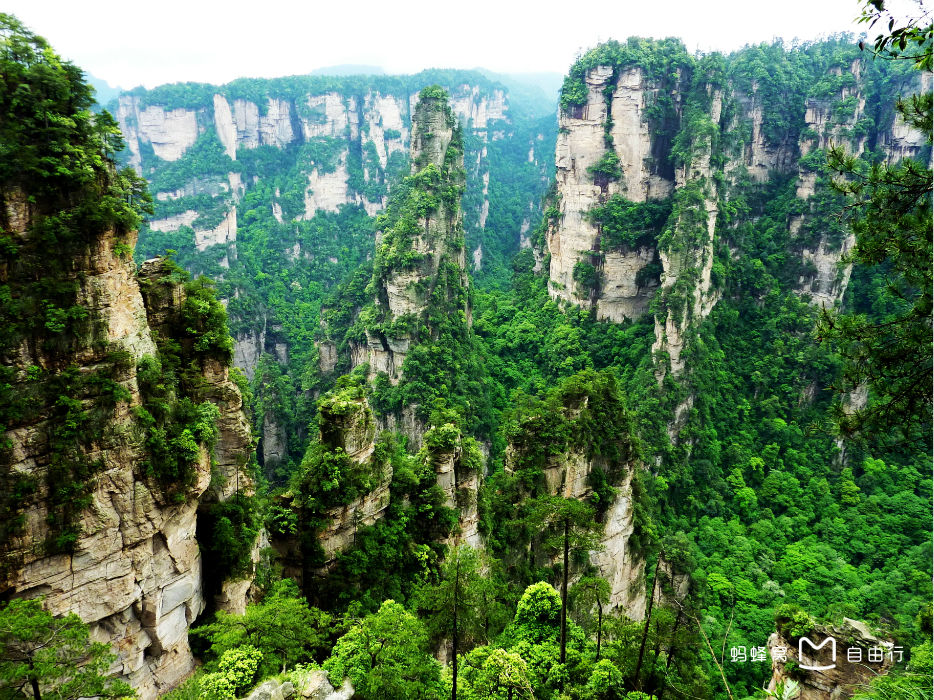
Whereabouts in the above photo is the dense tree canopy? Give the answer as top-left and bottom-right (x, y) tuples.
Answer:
(0, 599), (133, 700)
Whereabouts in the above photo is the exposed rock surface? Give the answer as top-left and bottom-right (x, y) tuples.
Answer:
(149, 210), (199, 233)
(547, 65), (674, 325)
(590, 472), (646, 618)
(505, 394), (645, 619)
(246, 679), (296, 700)
(290, 668), (354, 700)
(546, 57), (929, 377)
(116, 98), (201, 169)
(116, 82), (516, 255)
(425, 425), (482, 549)
(652, 87), (722, 377)
(195, 207), (237, 251)
(789, 60), (867, 308)
(282, 391), (389, 577)
(767, 618), (896, 699)
(0, 212), (254, 700)
(349, 90), (469, 412)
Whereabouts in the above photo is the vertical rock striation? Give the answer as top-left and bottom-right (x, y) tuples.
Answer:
(545, 41), (930, 378)
(349, 87), (468, 398)
(546, 64), (672, 323)
(0, 195), (254, 699)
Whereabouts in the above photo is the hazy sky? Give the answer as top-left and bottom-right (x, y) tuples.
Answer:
(4, 0), (907, 89)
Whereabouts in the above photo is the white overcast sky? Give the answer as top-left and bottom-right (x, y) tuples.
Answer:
(4, 0), (918, 89)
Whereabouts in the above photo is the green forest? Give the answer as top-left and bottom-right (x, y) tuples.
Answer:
(0, 2), (931, 700)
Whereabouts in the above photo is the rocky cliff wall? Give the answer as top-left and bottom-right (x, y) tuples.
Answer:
(0, 193), (255, 698)
(116, 80), (519, 301)
(545, 50), (929, 378)
(518, 444), (646, 620)
(347, 89), (470, 448)
(546, 64), (675, 323)
(503, 380), (646, 620)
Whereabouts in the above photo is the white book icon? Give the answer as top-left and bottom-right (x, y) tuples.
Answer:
(799, 637), (837, 671)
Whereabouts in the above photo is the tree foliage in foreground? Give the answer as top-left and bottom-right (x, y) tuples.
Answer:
(323, 599), (443, 700)
(819, 10), (932, 446)
(0, 598), (133, 700)
(193, 579), (331, 678)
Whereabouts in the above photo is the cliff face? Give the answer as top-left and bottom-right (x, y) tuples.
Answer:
(349, 90), (468, 393)
(0, 212), (255, 697)
(788, 60), (866, 308)
(117, 74), (553, 475)
(116, 77), (528, 331)
(544, 56), (723, 377)
(277, 388), (481, 589)
(547, 65), (671, 322)
(528, 443), (645, 619)
(314, 392), (391, 568)
(503, 373), (645, 619)
(545, 44), (929, 377)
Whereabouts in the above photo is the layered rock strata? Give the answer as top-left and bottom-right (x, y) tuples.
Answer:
(0, 196), (254, 697)
(767, 617), (896, 699)
(546, 52), (930, 377)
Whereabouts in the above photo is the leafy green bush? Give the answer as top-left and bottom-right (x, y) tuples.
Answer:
(195, 580), (331, 678)
(587, 151), (623, 182)
(324, 599), (442, 699)
(199, 493), (262, 584)
(573, 260), (600, 296)
(589, 195), (672, 250)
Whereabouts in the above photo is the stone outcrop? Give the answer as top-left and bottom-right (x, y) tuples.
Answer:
(288, 668), (355, 700)
(788, 67), (927, 309)
(546, 65), (671, 324)
(195, 207), (237, 252)
(116, 98), (200, 169)
(422, 424), (482, 548)
(149, 210), (199, 232)
(545, 50), (930, 379)
(450, 87), (507, 130)
(589, 471), (646, 617)
(348, 89), (469, 409)
(652, 86), (722, 377)
(504, 388), (645, 619)
(0, 180), (255, 699)
(727, 91), (800, 184)
(789, 60), (867, 308)
(295, 390), (390, 572)
(246, 679), (296, 700)
(767, 617), (896, 699)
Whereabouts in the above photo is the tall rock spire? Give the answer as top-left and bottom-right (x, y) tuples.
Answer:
(351, 86), (469, 392)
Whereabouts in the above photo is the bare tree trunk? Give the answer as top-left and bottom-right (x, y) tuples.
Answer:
(666, 607), (683, 671)
(651, 620), (663, 671)
(596, 600), (603, 660)
(560, 517), (569, 664)
(452, 558), (460, 700)
(634, 556), (661, 689)
(28, 664), (41, 700)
